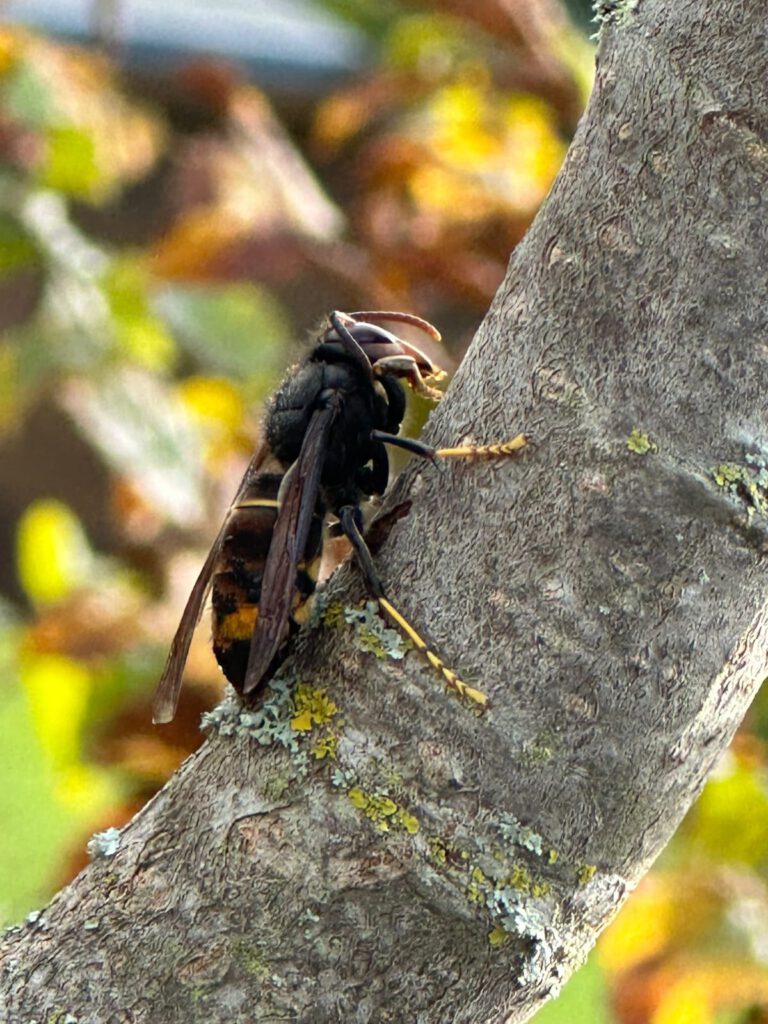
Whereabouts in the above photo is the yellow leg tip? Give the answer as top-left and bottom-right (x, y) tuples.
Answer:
(444, 672), (488, 707)
(378, 597), (488, 708)
(456, 682), (489, 707)
(435, 432), (528, 459)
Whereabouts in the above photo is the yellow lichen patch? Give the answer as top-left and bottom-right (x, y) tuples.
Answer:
(380, 763), (403, 790)
(466, 865), (489, 904)
(467, 880), (486, 904)
(290, 683), (338, 733)
(319, 601), (346, 628)
(577, 863), (597, 885)
(398, 810), (420, 835)
(712, 455), (768, 518)
(488, 925), (510, 948)
(347, 786), (420, 834)
(627, 429), (657, 455)
(509, 864), (532, 893)
(427, 836), (448, 865)
(310, 733), (338, 761)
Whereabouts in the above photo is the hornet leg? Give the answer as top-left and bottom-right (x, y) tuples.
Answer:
(337, 506), (488, 707)
(371, 430), (528, 460)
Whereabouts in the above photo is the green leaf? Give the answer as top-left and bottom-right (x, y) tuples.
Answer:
(0, 212), (42, 275)
(39, 126), (100, 197)
(103, 258), (176, 372)
(690, 757), (768, 866)
(0, 676), (71, 924)
(156, 283), (288, 389)
(2, 59), (57, 127)
(0, 639), (119, 923)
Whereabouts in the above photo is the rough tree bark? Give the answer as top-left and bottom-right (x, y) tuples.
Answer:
(3, 1), (767, 1021)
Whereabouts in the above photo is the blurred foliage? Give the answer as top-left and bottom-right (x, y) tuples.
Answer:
(0, 6), (764, 1024)
(0, 1), (587, 926)
(539, 686), (768, 1024)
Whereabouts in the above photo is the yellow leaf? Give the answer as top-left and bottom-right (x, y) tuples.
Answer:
(150, 210), (246, 280)
(599, 875), (718, 976)
(0, 28), (19, 73)
(105, 259), (176, 371)
(692, 757), (768, 864)
(16, 499), (93, 605)
(652, 977), (711, 1024)
(55, 763), (115, 814)
(21, 651), (90, 771)
(598, 877), (678, 975)
(178, 376), (243, 425)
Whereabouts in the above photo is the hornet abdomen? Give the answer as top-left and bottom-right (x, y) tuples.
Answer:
(211, 472), (323, 688)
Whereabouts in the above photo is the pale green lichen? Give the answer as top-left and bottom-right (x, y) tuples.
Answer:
(498, 814), (545, 857)
(592, 0), (640, 33)
(388, 805), (575, 983)
(520, 735), (555, 767)
(230, 939), (271, 981)
(200, 674), (344, 772)
(201, 680), (300, 750)
(200, 676), (339, 781)
(86, 826), (121, 860)
(627, 429), (657, 455)
(344, 601), (411, 660)
(712, 452), (768, 519)
(330, 765), (356, 789)
(433, 812), (569, 984)
(468, 862), (557, 979)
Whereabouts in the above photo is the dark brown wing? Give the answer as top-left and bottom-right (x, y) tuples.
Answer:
(152, 441), (271, 724)
(243, 398), (339, 694)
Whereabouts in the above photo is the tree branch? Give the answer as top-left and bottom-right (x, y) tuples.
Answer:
(3, 1), (768, 1021)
